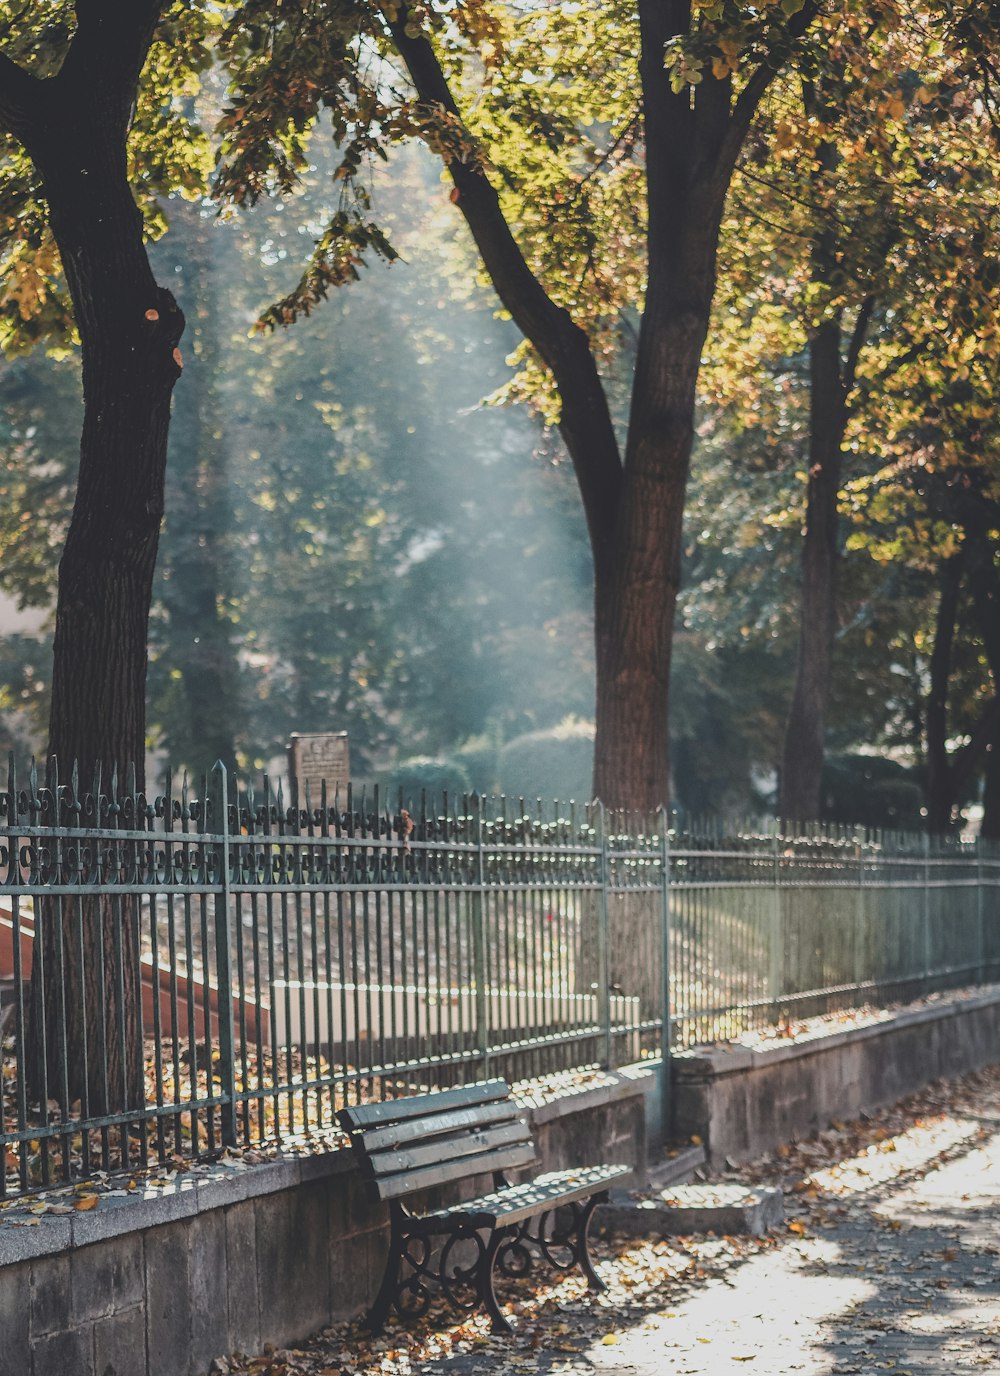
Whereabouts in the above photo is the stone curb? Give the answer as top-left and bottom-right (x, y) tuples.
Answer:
(672, 984), (1000, 1080)
(0, 1148), (354, 1267)
(598, 1182), (784, 1239)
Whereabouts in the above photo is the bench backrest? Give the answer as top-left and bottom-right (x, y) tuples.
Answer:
(338, 1080), (537, 1202)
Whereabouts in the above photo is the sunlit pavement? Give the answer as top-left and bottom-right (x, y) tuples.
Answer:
(224, 1068), (1000, 1375)
(415, 1098), (1000, 1375)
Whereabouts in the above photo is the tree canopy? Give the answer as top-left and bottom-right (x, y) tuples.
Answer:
(1, 0), (999, 831)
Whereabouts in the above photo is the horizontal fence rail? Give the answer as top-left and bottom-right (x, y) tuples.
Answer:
(1, 757), (998, 1201)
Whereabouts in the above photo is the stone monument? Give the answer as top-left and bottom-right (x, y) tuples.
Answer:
(287, 732), (350, 804)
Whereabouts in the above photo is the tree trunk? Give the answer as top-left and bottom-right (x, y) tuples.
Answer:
(926, 554), (964, 834)
(591, 312), (706, 812)
(968, 527), (1000, 840)
(591, 6), (729, 812)
(780, 321), (846, 825)
(981, 734), (1000, 841)
(40, 121), (184, 784)
(15, 52), (184, 1112)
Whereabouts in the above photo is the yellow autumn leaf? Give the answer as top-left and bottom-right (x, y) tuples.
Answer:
(601, 1333), (619, 1345)
(74, 1194), (99, 1211)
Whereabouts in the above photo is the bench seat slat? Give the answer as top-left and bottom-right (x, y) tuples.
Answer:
(419, 1164), (630, 1230)
(370, 1141), (538, 1201)
(356, 1099), (523, 1154)
(366, 1121), (533, 1181)
(340, 1080), (510, 1132)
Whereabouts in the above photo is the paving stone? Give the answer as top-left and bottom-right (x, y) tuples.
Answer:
(407, 1103), (1000, 1376)
(601, 1181), (784, 1238)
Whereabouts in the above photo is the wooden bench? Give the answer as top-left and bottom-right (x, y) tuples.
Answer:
(338, 1079), (629, 1334)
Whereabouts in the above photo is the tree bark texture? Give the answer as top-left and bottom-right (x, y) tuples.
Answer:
(590, 2), (733, 812)
(38, 107), (184, 789)
(778, 86), (875, 826)
(981, 734), (1000, 841)
(923, 514), (1000, 836)
(926, 554), (964, 834)
(780, 320), (847, 824)
(2, 5), (184, 1111)
(968, 528), (1000, 840)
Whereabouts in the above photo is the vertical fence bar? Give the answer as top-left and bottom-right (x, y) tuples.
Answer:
(658, 807), (672, 1136)
(855, 834), (865, 998)
(471, 795), (490, 1081)
(922, 831), (931, 993)
(595, 803), (612, 1070)
(976, 840), (985, 986)
(769, 830), (782, 1022)
(212, 764), (237, 1148)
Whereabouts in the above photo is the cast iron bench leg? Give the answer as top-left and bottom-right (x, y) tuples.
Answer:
(481, 1224), (515, 1334)
(367, 1203), (408, 1336)
(576, 1193), (608, 1293)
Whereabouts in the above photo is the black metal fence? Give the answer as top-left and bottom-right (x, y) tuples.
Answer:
(1, 759), (998, 1202)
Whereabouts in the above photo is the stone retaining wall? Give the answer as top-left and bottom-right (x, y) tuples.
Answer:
(671, 985), (1000, 1167)
(0, 1069), (653, 1376)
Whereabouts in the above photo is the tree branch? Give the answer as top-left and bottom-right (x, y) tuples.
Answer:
(718, 0), (823, 183)
(383, 4), (624, 549)
(842, 293), (876, 406)
(58, 0), (164, 113)
(0, 49), (44, 140)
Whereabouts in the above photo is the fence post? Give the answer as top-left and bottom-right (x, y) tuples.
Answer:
(595, 803), (613, 1070)
(977, 839), (985, 986)
(212, 763), (238, 1148)
(658, 807), (672, 1137)
(471, 794), (491, 1081)
(922, 831), (932, 994)
(855, 833), (865, 996)
(769, 829), (782, 1023)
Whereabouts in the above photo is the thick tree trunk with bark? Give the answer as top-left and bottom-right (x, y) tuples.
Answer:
(40, 119), (184, 787)
(982, 738), (1000, 841)
(926, 554), (964, 833)
(2, 8), (184, 1111)
(968, 528), (1000, 841)
(923, 519), (1000, 837)
(592, 293), (711, 811)
(781, 321), (847, 824)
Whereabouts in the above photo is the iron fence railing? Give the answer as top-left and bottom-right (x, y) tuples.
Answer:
(1, 758), (998, 1200)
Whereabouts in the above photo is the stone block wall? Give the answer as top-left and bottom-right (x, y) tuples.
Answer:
(670, 986), (1000, 1167)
